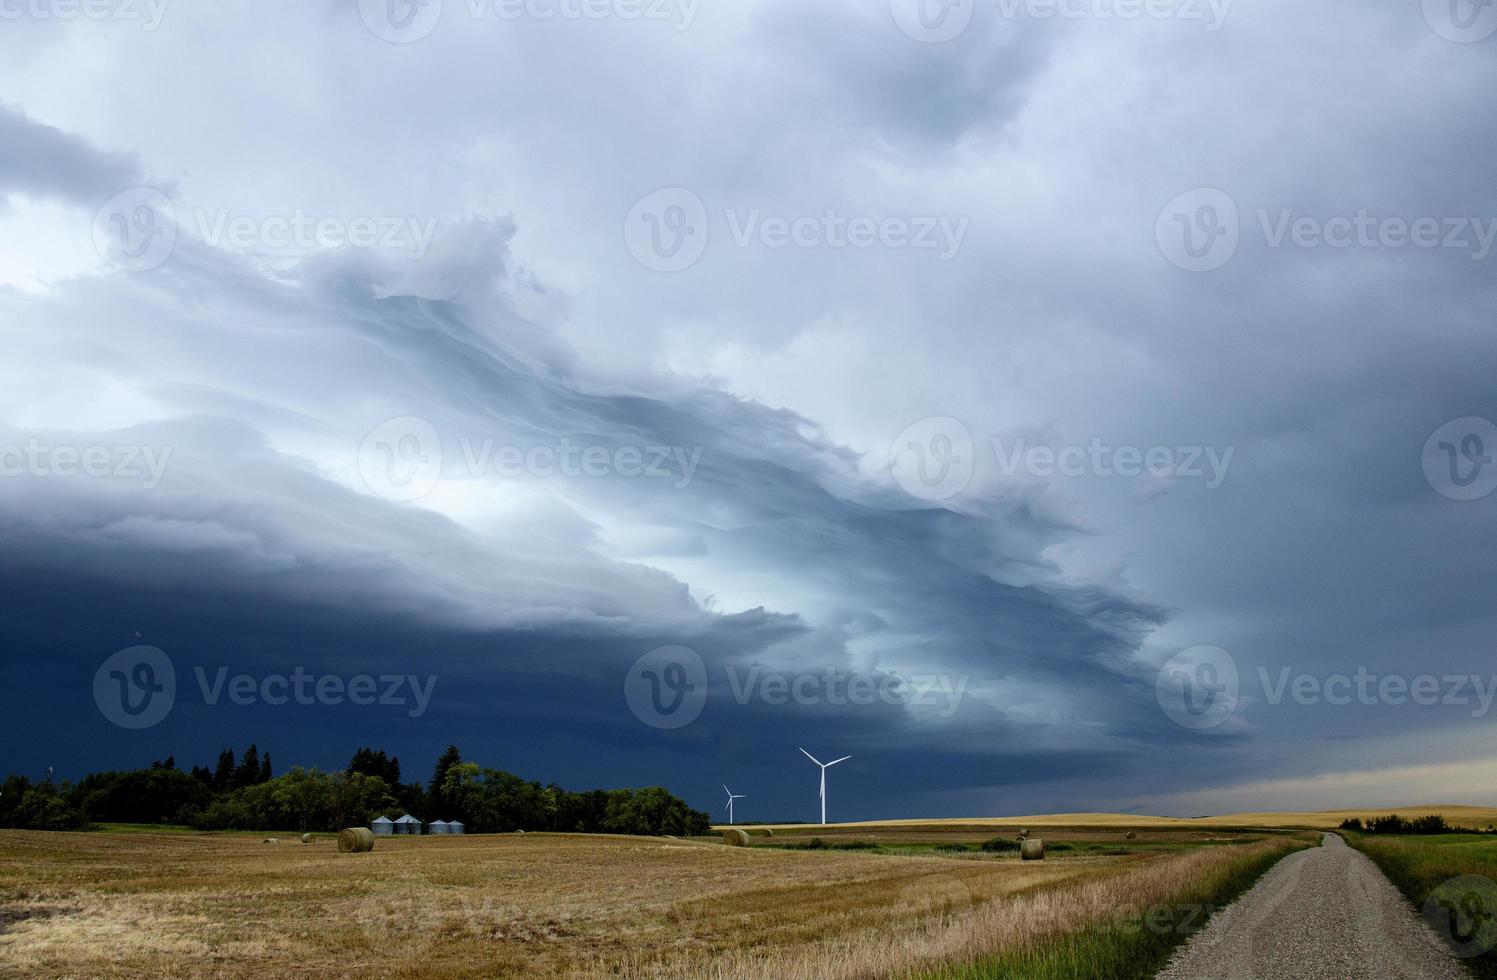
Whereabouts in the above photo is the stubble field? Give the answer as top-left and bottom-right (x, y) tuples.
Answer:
(0, 824), (1308, 979)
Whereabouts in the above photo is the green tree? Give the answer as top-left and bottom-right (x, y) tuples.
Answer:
(269, 767), (333, 832)
(348, 748), (401, 786)
(212, 749), (236, 792)
(0, 776), (84, 830)
(430, 745), (461, 812)
(74, 768), (209, 824)
(329, 771), (398, 829)
(234, 745), (261, 790)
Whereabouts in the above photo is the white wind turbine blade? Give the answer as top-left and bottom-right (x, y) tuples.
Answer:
(825, 755), (851, 767)
(799, 747), (822, 766)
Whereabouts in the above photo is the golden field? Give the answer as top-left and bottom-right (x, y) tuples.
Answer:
(0, 823), (1308, 979)
(736, 804), (1497, 834)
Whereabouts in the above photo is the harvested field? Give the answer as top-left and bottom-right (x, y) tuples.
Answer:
(736, 805), (1497, 833)
(753, 825), (1268, 848)
(0, 826), (1302, 979)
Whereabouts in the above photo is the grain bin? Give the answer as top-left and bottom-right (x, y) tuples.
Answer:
(428, 820), (451, 835)
(447, 820), (465, 835)
(394, 814), (422, 835)
(370, 816), (395, 836)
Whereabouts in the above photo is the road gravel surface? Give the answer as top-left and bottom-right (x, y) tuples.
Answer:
(1156, 833), (1470, 979)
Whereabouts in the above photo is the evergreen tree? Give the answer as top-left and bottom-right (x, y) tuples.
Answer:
(234, 745), (260, 789)
(348, 748), (402, 787)
(430, 745), (461, 808)
(212, 749), (236, 792)
(259, 753), (272, 784)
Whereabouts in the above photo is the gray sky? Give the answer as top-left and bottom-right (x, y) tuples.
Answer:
(1, 0), (1495, 819)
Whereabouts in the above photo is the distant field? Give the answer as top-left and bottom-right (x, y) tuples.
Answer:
(731, 804), (1497, 834)
(747, 825), (1270, 858)
(0, 825), (1307, 979)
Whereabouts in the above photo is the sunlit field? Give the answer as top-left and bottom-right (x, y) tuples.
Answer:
(741, 805), (1497, 833)
(0, 824), (1309, 979)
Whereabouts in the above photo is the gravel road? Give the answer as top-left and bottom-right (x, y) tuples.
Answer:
(1155, 833), (1469, 979)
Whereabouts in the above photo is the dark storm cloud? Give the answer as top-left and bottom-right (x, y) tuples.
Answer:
(0, 101), (139, 207)
(3, 0), (1496, 816)
(0, 189), (1183, 816)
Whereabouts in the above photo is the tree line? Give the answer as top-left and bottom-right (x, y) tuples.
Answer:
(0, 744), (709, 837)
(1338, 814), (1497, 835)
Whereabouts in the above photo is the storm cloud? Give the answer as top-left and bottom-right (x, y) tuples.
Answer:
(1, 0), (1494, 819)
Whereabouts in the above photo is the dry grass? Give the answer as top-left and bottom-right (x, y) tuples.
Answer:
(621, 837), (1305, 979)
(0, 827), (1294, 979)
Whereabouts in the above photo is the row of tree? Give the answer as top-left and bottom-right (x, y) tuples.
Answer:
(187, 745), (274, 792)
(0, 745), (709, 837)
(1338, 814), (1493, 835)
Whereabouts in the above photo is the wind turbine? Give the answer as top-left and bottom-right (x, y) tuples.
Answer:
(799, 748), (851, 825)
(723, 785), (746, 825)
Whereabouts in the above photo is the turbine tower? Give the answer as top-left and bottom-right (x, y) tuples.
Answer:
(799, 748), (851, 825)
(723, 785), (746, 825)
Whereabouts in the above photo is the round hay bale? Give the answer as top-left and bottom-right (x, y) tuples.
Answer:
(764, 827), (774, 837)
(300, 833), (314, 844)
(1017, 828), (1029, 839)
(337, 827), (376, 853)
(262, 837), (279, 844)
(1125, 831), (1137, 840)
(1020, 838), (1046, 861)
(722, 828), (751, 847)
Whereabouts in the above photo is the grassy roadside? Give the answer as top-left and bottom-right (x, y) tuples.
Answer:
(1345, 832), (1497, 979)
(920, 834), (1316, 980)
